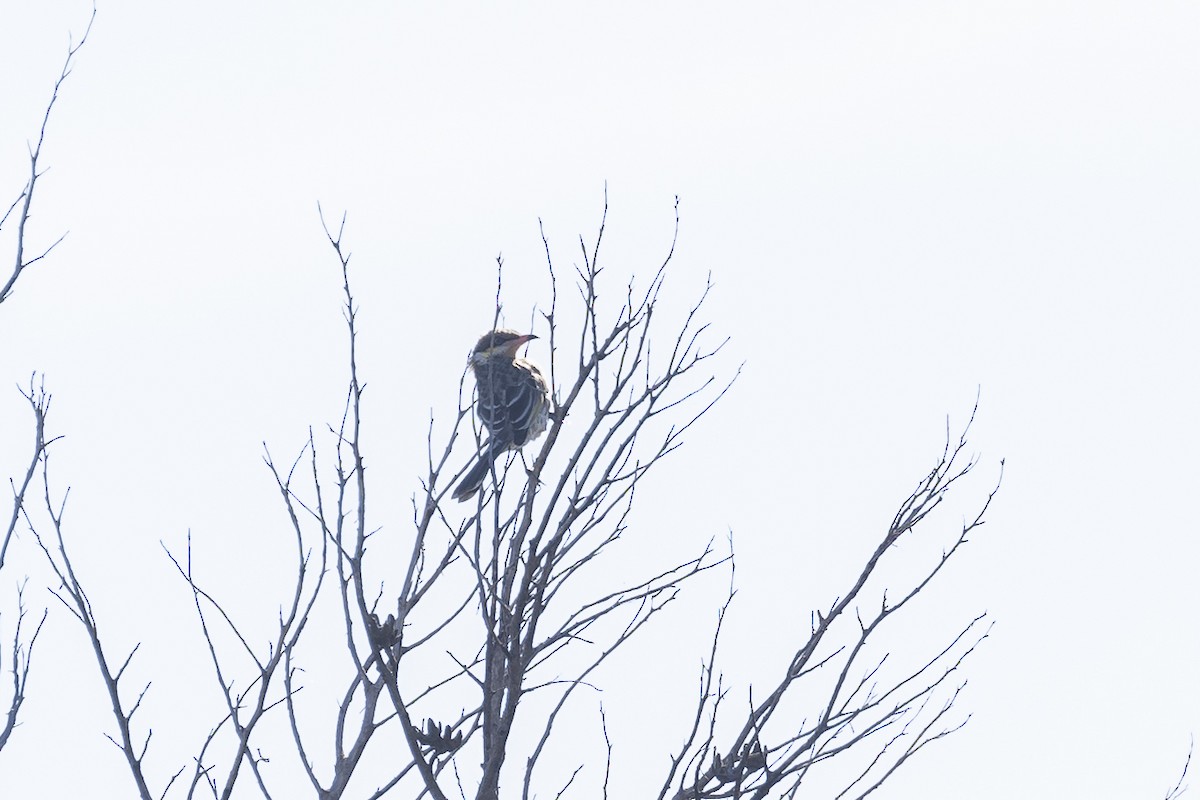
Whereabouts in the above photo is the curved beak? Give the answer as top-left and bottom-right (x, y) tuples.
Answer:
(497, 333), (537, 356)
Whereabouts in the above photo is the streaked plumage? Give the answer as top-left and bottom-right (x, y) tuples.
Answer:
(452, 329), (550, 502)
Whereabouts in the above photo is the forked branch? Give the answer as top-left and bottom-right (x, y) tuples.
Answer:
(662, 407), (1002, 800)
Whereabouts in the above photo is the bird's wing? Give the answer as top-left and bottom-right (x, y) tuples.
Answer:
(475, 371), (511, 446)
(475, 359), (548, 449)
(504, 365), (545, 447)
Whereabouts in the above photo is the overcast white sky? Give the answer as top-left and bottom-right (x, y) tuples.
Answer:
(2, 2), (1198, 798)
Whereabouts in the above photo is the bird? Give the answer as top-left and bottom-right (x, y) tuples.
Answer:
(452, 329), (551, 502)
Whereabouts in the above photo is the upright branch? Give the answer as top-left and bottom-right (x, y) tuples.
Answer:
(1164, 738), (1192, 800)
(313, 205), (451, 800)
(26, 448), (162, 800)
(161, 483), (328, 800)
(0, 581), (45, 754)
(0, 4), (95, 307)
(661, 406), (1003, 800)
(0, 379), (55, 753)
(3, 379), (54, 572)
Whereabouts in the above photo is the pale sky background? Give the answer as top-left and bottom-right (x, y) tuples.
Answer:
(1, 2), (1198, 798)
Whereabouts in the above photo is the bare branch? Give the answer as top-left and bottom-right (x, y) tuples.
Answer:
(666, 408), (1001, 800)
(26, 450), (156, 800)
(1165, 738), (1193, 800)
(0, 583), (47, 752)
(0, 4), (96, 306)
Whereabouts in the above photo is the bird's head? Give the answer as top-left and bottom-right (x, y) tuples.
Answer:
(469, 329), (537, 364)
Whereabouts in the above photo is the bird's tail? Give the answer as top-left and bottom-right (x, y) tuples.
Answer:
(452, 446), (502, 502)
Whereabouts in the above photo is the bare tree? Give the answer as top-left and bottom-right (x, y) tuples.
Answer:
(2, 13), (1193, 800)
(157, 200), (734, 799)
(22, 185), (1011, 800)
(0, 6), (95, 757)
